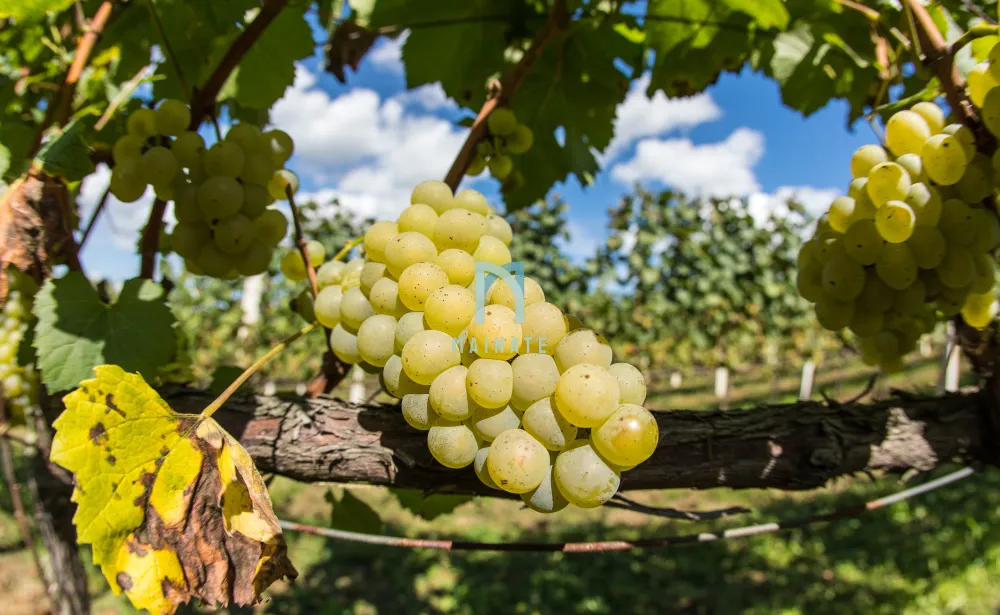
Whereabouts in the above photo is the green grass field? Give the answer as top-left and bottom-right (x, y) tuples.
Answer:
(2, 353), (998, 615)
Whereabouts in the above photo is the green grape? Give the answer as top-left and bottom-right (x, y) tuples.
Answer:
(239, 152), (276, 186)
(553, 440), (621, 508)
(433, 209), (486, 253)
(553, 328), (612, 372)
(474, 446), (500, 489)
(885, 110), (931, 156)
(893, 278), (927, 314)
(937, 245), (975, 288)
(907, 226), (946, 270)
(427, 421), (479, 469)
(522, 397), (577, 451)
(226, 123), (264, 153)
(821, 255), (865, 300)
(867, 162), (911, 207)
(468, 403), (521, 441)
(487, 429), (548, 494)
(268, 169), (300, 200)
(398, 262), (450, 311)
(488, 108), (518, 136)
(826, 196), (856, 233)
(424, 284), (475, 336)
(522, 463), (568, 514)
(466, 358), (514, 408)
(921, 134), (967, 186)
(154, 99), (190, 136)
(904, 183), (942, 227)
(364, 221), (399, 264)
(238, 240), (272, 276)
(263, 129), (294, 165)
(172, 132), (205, 169)
(197, 242), (237, 278)
(874, 330), (900, 361)
(171, 222), (210, 260)
(109, 160), (147, 203)
(340, 286), (374, 330)
(473, 236), (512, 267)
(554, 363), (620, 428)
(382, 355), (426, 398)
(957, 154), (994, 203)
(609, 362), (646, 405)
(314, 286), (344, 328)
(434, 249), (477, 286)
(397, 204), (438, 237)
(411, 179), (454, 214)
(911, 101), (945, 134)
(847, 177), (869, 201)
(814, 295), (855, 331)
(385, 231), (438, 278)
(401, 330), (461, 385)
(466, 304), (522, 361)
(972, 253), (997, 293)
(253, 209), (288, 246)
(875, 200), (915, 243)
(369, 277), (407, 318)
(452, 189), (491, 215)
(112, 134), (144, 164)
(488, 154), (513, 180)
(850, 144), (888, 178)
(127, 107), (157, 138)
(968, 62), (999, 107)
(394, 311), (427, 353)
(981, 83), (1000, 137)
(510, 354), (560, 411)
(330, 323), (362, 363)
(841, 219), (884, 266)
(360, 262), (386, 297)
(400, 393), (436, 430)
(485, 214), (513, 246)
(294, 289), (315, 321)
(213, 214), (254, 255)
(520, 302), (568, 355)
(942, 123), (977, 159)
(356, 314), (397, 367)
(796, 260), (826, 303)
(816, 236), (845, 264)
(849, 308), (884, 338)
(280, 251), (307, 282)
(198, 176), (243, 220)
(506, 125), (534, 154)
(490, 276), (544, 310)
(875, 243), (918, 289)
(303, 240), (325, 267)
(317, 260), (346, 288)
(203, 141), (245, 177)
(592, 403), (658, 467)
(429, 365), (472, 421)
(241, 184), (272, 220)
(938, 199), (976, 247)
(138, 146), (178, 187)
(477, 140), (494, 158)
(962, 292), (995, 328)
(896, 153), (926, 183)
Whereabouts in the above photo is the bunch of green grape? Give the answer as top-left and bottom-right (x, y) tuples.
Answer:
(467, 108), (533, 191)
(0, 270), (39, 426)
(291, 180), (658, 512)
(797, 100), (1000, 372)
(110, 99), (297, 279)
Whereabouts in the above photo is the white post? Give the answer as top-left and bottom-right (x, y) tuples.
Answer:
(237, 274), (265, 365)
(798, 360), (816, 401)
(714, 366), (729, 400)
(939, 322), (960, 394)
(669, 371), (682, 389)
(349, 366), (366, 403)
(263, 381), (276, 396)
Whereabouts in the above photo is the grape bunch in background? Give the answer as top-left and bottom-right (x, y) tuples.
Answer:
(468, 108), (534, 191)
(109, 99), (297, 279)
(292, 180), (658, 512)
(797, 94), (1000, 372)
(0, 270), (39, 425)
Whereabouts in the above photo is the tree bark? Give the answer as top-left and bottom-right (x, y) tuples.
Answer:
(155, 390), (997, 495)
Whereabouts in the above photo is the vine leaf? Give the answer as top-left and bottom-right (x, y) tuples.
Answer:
(50, 365), (297, 615)
(389, 488), (472, 520)
(328, 488), (384, 533)
(33, 273), (176, 392)
(35, 119), (95, 182)
(227, 8), (315, 109)
(0, 0), (75, 21)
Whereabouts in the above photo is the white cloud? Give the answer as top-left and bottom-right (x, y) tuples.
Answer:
(367, 33), (406, 73)
(78, 165), (158, 250)
(611, 128), (765, 198)
(391, 83), (457, 112)
(604, 73), (722, 163)
(747, 186), (839, 225)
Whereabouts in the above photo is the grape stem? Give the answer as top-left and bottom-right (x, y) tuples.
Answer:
(442, 0), (568, 190)
(286, 187), (321, 297)
(900, 0), (973, 123)
(200, 321), (318, 420)
(946, 23), (1000, 59)
(93, 63), (154, 132)
(78, 185), (111, 250)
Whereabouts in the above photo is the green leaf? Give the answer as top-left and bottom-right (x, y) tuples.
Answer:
(0, 121), (36, 181)
(389, 488), (471, 520)
(35, 120), (95, 182)
(0, 141), (9, 178)
(0, 0), (75, 21)
(327, 488), (383, 533)
(226, 8), (315, 109)
(33, 273), (177, 392)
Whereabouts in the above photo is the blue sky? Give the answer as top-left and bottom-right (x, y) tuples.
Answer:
(78, 29), (875, 280)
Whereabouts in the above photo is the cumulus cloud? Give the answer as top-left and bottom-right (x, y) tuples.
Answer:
(78, 165), (160, 251)
(367, 33), (406, 73)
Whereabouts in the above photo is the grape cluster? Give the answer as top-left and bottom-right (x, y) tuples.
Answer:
(797, 99), (1000, 372)
(110, 99), (296, 279)
(298, 180), (658, 512)
(468, 108), (534, 191)
(0, 271), (39, 425)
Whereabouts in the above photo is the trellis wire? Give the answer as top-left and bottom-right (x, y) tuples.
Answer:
(278, 466), (976, 553)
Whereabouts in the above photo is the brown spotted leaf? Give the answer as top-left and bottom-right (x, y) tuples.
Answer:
(50, 365), (296, 615)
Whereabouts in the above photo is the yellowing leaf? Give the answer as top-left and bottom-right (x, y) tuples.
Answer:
(50, 365), (296, 615)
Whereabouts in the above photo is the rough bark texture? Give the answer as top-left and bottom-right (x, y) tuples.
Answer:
(157, 390), (996, 495)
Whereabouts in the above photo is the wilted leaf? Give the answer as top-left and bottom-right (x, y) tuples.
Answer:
(50, 365), (297, 615)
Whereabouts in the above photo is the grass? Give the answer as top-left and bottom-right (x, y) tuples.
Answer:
(3, 353), (999, 615)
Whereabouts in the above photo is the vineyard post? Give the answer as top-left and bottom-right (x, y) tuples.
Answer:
(799, 360), (816, 401)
